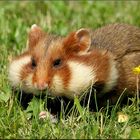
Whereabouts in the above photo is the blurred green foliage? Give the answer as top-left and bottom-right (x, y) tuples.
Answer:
(0, 1), (140, 139)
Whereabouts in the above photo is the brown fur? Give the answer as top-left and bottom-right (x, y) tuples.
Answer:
(28, 26), (46, 49)
(90, 23), (140, 92)
(63, 32), (89, 54)
(20, 62), (33, 80)
(31, 33), (112, 94)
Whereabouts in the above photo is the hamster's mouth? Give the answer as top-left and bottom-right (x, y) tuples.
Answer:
(31, 88), (51, 96)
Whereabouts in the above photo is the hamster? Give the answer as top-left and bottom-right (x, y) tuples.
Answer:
(9, 23), (140, 106)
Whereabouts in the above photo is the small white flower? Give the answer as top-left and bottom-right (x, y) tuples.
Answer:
(39, 111), (57, 123)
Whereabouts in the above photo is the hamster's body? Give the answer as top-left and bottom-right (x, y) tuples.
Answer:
(9, 23), (140, 107)
(90, 24), (140, 95)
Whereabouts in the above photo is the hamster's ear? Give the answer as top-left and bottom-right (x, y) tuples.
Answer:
(28, 24), (45, 49)
(75, 28), (91, 49)
(63, 28), (91, 54)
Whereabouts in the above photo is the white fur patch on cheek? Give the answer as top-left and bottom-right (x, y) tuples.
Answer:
(67, 61), (96, 97)
(8, 55), (31, 87)
(51, 75), (65, 96)
(50, 62), (96, 99)
(21, 73), (39, 94)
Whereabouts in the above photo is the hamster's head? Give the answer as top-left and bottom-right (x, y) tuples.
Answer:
(9, 25), (95, 98)
(32, 28), (96, 99)
(8, 24), (58, 94)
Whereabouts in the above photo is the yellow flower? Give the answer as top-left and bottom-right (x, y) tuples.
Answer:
(133, 65), (140, 75)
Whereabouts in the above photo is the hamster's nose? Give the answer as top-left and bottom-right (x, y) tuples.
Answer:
(37, 81), (48, 90)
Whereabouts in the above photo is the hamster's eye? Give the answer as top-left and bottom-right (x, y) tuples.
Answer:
(31, 58), (37, 68)
(53, 59), (61, 68)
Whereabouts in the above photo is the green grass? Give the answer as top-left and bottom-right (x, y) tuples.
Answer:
(0, 1), (140, 139)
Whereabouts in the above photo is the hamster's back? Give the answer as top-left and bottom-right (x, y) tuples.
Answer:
(91, 23), (140, 59)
